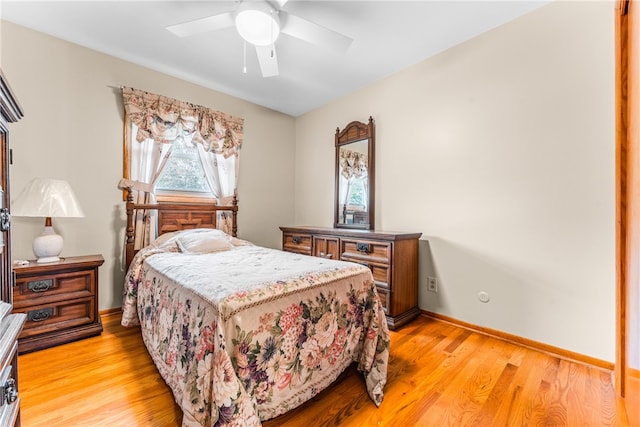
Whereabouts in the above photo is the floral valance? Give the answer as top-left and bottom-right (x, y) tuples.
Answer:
(122, 86), (244, 158)
(340, 148), (368, 180)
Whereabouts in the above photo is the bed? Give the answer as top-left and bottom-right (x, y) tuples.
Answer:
(120, 196), (390, 426)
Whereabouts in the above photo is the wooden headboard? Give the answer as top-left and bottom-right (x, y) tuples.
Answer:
(124, 191), (238, 269)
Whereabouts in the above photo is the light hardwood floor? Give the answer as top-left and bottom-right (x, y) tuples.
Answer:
(18, 312), (629, 426)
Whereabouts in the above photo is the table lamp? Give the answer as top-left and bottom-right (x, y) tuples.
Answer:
(11, 178), (84, 263)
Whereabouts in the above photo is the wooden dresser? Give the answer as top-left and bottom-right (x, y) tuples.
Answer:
(0, 69), (25, 426)
(280, 226), (422, 330)
(0, 303), (24, 426)
(12, 255), (104, 354)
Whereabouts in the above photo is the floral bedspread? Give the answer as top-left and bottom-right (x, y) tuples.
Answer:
(122, 238), (390, 427)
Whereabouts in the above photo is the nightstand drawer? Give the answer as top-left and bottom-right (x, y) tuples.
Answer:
(13, 271), (95, 307)
(16, 296), (96, 337)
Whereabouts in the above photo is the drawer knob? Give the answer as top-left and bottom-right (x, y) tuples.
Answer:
(28, 279), (53, 293)
(356, 242), (371, 253)
(28, 307), (53, 322)
(3, 378), (17, 404)
(292, 236), (301, 244)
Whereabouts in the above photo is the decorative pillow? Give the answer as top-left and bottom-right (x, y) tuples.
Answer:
(151, 228), (226, 246)
(176, 230), (235, 254)
(151, 230), (181, 248)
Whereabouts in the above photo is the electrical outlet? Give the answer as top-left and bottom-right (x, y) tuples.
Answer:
(478, 291), (490, 303)
(427, 276), (438, 292)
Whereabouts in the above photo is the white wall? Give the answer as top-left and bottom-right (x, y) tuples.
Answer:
(1, 21), (296, 309)
(295, 1), (615, 361)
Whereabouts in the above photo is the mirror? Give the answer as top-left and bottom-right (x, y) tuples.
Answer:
(334, 116), (375, 229)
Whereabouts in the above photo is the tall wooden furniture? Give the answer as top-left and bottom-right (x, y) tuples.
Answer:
(0, 69), (26, 426)
(12, 255), (104, 354)
(280, 226), (421, 330)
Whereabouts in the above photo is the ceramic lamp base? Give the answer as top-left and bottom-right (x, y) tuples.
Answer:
(33, 225), (63, 263)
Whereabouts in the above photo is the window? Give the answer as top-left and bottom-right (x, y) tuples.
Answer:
(126, 124), (216, 202)
(155, 138), (214, 199)
(346, 178), (366, 207)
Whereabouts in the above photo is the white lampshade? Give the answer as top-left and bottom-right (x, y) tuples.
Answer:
(12, 178), (84, 263)
(12, 178), (84, 218)
(235, 1), (280, 46)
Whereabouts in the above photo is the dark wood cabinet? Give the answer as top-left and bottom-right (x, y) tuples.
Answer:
(0, 69), (26, 426)
(12, 255), (104, 354)
(280, 226), (422, 330)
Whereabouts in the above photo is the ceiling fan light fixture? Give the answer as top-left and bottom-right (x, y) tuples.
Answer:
(235, 1), (280, 47)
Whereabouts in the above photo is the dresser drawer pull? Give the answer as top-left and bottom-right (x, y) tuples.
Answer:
(28, 279), (53, 293)
(292, 236), (301, 244)
(28, 307), (53, 322)
(3, 378), (17, 404)
(356, 242), (371, 253)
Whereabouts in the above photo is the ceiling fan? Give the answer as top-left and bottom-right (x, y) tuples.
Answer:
(166, 0), (354, 78)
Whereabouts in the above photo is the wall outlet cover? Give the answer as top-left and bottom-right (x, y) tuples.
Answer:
(427, 276), (438, 292)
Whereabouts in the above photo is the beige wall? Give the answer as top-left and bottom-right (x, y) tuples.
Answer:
(295, 1), (615, 361)
(0, 21), (296, 309)
(0, 1), (617, 363)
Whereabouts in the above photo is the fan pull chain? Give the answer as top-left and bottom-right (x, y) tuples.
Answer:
(243, 40), (247, 74)
(270, 10), (275, 58)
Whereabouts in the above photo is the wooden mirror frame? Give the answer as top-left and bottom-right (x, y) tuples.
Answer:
(334, 116), (375, 229)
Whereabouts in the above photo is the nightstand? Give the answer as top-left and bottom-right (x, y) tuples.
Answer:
(12, 255), (104, 354)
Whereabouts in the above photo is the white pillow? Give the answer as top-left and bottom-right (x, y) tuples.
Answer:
(151, 228), (226, 245)
(148, 232), (181, 253)
(230, 237), (253, 246)
(176, 230), (235, 254)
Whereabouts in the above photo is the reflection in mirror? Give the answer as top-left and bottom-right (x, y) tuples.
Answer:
(338, 140), (368, 225)
(334, 117), (375, 229)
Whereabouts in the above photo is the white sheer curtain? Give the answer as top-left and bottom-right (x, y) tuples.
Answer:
(196, 144), (238, 233)
(122, 123), (173, 249)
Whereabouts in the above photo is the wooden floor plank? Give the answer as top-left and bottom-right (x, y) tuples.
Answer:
(18, 313), (628, 426)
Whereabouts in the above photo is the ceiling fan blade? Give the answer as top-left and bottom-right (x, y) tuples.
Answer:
(280, 12), (353, 54)
(255, 45), (279, 77)
(166, 12), (234, 38)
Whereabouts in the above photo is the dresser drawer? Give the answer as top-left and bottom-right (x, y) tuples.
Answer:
(0, 308), (25, 427)
(14, 271), (94, 308)
(282, 233), (312, 255)
(0, 343), (20, 426)
(313, 235), (340, 259)
(16, 296), (96, 338)
(376, 287), (389, 314)
(370, 264), (390, 289)
(340, 238), (391, 264)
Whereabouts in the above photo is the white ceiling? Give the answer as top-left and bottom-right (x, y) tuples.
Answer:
(1, 0), (549, 116)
